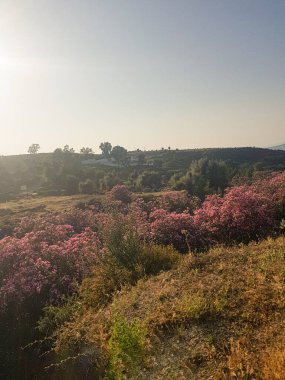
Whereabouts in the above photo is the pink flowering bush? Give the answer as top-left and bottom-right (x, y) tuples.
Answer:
(14, 209), (97, 237)
(0, 223), (100, 311)
(252, 171), (285, 218)
(127, 198), (151, 239)
(147, 172), (284, 251)
(193, 185), (275, 246)
(156, 190), (200, 213)
(107, 184), (132, 204)
(149, 209), (193, 252)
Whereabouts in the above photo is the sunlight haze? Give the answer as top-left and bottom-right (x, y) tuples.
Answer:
(0, 0), (284, 155)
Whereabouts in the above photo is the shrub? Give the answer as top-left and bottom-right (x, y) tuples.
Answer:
(193, 186), (275, 246)
(80, 222), (179, 309)
(107, 185), (132, 204)
(107, 316), (146, 379)
(156, 190), (200, 213)
(37, 295), (80, 336)
(150, 209), (193, 252)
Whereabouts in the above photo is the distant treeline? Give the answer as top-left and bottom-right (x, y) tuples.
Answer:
(1, 146), (285, 201)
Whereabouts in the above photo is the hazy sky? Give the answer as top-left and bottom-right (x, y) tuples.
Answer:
(0, 0), (284, 155)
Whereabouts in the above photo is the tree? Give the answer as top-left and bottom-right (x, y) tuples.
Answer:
(136, 171), (162, 191)
(28, 144), (40, 154)
(99, 142), (112, 158)
(80, 147), (94, 155)
(63, 145), (75, 153)
(110, 146), (128, 166)
(170, 158), (230, 199)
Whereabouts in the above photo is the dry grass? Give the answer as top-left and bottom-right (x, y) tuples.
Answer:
(50, 236), (285, 379)
(0, 194), (102, 216)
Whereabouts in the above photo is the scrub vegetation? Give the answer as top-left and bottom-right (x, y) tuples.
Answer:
(0, 150), (285, 379)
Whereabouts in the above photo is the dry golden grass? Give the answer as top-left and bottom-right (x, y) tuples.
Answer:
(50, 236), (285, 379)
(0, 194), (102, 216)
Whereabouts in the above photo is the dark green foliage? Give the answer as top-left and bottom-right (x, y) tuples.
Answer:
(99, 172), (121, 192)
(37, 296), (81, 336)
(0, 147), (285, 200)
(110, 146), (128, 167)
(99, 142), (112, 158)
(136, 171), (162, 191)
(170, 158), (230, 198)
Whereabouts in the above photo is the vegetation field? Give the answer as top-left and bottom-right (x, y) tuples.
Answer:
(0, 158), (284, 379)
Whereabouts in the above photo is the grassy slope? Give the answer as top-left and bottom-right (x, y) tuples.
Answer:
(0, 194), (100, 215)
(56, 237), (285, 379)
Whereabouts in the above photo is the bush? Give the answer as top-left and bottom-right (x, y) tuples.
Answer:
(107, 316), (146, 379)
(150, 209), (193, 252)
(156, 190), (200, 213)
(80, 222), (179, 309)
(193, 186), (275, 246)
(107, 184), (132, 204)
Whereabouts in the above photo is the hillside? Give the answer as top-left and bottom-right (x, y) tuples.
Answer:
(49, 237), (285, 379)
(270, 144), (285, 151)
(1, 147), (285, 202)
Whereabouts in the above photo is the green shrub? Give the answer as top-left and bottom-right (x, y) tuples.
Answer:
(37, 295), (80, 335)
(106, 316), (146, 379)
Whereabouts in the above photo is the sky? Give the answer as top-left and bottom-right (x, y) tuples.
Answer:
(0, 0), (284, 155)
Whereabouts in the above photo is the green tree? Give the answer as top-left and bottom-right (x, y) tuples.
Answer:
(170, 158), (230, 198)
(99, 142), (112, 158)
(80, 147), (93, 155)
(28, 144), (40, 154)
(63, 145), (75, 153)
(136, 171), (162, 191)
(110, 146), (128, 167)
(137, 152), (146, 166)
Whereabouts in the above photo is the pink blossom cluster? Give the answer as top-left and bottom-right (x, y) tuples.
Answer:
(149, 209), (193, 252)
(107, 184), (132, 204)
(193, 186), (275, 246)
(155, 190), (200, 213)
(130, 173), (285, 250)
(0, 220), (100, 310)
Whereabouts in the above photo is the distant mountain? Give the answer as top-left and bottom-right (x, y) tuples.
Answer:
(269, 144), (285, 151)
